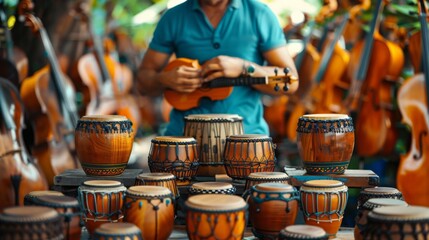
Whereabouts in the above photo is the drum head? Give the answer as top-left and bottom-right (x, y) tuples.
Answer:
(184, 114), (243, 121)
(26, 190), (64, 197)
(303, 180), (344, 188)
(364, 198), (408, 209)
(34, 195), (79, 208)
(127, 186), (172, 197)
(248, 172), (288, 180)
(227, 134), (270, 140)
(0, 206), (59, 222)
(152, 136), (196, 143)
(191, 182), (233, 191)
(301, 114), (350, 120)
(186, 194), (247, 211)
(254, 182), (294, 192)
(363, 187), (400, 194)
(95, 222), (141, 235)
(137, 172), (176, 181)
(281, 225), (327, 238)
(82, 180), (123, 188)
(370, 206), (429, 220)
(80, 115), (128, 121)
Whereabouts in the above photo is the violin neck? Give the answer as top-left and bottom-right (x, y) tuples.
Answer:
(87, 20), (113, 85)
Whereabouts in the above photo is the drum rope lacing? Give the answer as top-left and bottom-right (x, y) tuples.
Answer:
(296, 118), (354, 133)
(75, 120), (133, 135)
(300, 190), (348, 222)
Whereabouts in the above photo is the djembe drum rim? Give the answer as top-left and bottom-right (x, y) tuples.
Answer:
(184, 113), (243, 122)
(226, 134), (272, 142)
(82, 180), (123, 188)
(247, 172), (289, 180)
(361, 187), (401, 194)
(186, 194), (247, 212)
(31, 195), (79, 209)
(254, 182), (295, 192)
(80, 115), (128, 121)
(25, 190), (64, 197)
(361, 198), (408, 211)
(369, 206), (429, 221)
(302, 180), (347, 191)
(151, 136), (197, 144)
(300, 114), (350, 120)
(94, 222), (142, 235)
(190, 182), (234, 191)
(127, 186), (172, 197)
(137, 172), (176, 181)
(0, 206), (60, 222)
(279, 225), (328, 239)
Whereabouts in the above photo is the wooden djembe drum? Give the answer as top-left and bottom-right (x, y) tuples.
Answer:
(296, 114), (354, 174)
(75, 115), (134, 176)
(279, 225), (328, 240)
(93, 222), (142, 240)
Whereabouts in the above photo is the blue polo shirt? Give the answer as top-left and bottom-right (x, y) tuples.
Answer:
(149, 0), (286, 135)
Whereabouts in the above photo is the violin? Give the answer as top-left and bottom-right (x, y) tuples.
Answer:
(0, 77), (48, 210)
(19, 0), (79, 185)
(344, 0), (404, 156)
(397, 0), (429, 206)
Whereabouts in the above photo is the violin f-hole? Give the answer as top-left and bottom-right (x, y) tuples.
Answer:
(413, 130), (427, 160)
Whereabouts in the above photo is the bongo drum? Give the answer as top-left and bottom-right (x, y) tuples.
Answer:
(357, 187), (403, 210)
(25, 195), (82, 240)
(0, 206), (63, 240)
(223, 134), (276, 180)
(296, 114), (354, 174)
(364, 206), (429, 240)
(244, 172), (289, 192)
(93, 222), (142, 240)
(279, 225), (328, 240)
(148, 136), (199, 185)
(23, 190), (64, 205)
(300, 180), (348, 236)
(184, 114), (244, 176)
(248, 182), (299, 239)
(135, 172), (180, 199)
(188, 182), (236, 195)
(78, 180), (127, 235)
(354, 198), (408, 240)
(185, 194), (248, 240)
(75, 115), (134, 176)
(124, 186), (175, 240)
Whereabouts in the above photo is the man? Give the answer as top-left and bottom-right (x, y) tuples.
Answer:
(137, 0), (298, 135)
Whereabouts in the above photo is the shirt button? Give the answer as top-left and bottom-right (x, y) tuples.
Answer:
(213, 43), (220, 49)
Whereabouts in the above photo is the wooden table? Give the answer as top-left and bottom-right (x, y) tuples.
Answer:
(285, 168), (379, 188)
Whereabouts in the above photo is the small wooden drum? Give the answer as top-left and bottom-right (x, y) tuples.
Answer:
(78, 180), (127, 235)
(188, 182), (236, 195)
(148, 136), (199, 185)
(93, 222), (142, 240)
(279, 225), (328, 240)
(0, 206), (63, 240)
(296, 114), (354, 174)
(184, 114), (244, 176)
(364, 206), (429, 240)
(23, 190), (64, 205)
(248, 182), (299, 239)
(24, 194), (82, 240)
(300, 180), (348, 236)
(244, 172), (289, 192)
(223, 134), (276, 180)
(185, 194), (248, 240)
(357, 187), (403, 209)
(75, 115), (134, 176)
(124, 186), (175, 240)
(135, 172), (180, 199)
(354, 198), (408, 240)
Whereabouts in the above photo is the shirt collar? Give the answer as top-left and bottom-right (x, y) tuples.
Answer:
(192, 0), (241, 10)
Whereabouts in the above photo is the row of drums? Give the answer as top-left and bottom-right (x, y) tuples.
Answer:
(2, 172), (429, 240)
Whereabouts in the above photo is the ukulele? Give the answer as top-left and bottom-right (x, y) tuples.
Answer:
(163, 58), (296, 111)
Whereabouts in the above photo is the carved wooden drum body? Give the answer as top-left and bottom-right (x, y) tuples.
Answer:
(93, 222), (142, 240)
(364, 206), (429, 240)
(24, 194), (82, 240)
(354, 198), (408, 240)
(300, 180), (348, 236)
(78, 180), (126, 235)
(124, 186), (175, 240)
(184, 114), (244, 176)
(135, 172), (180, 199)
(188, 182), (236, 195)
(75, 115), (134, 176)
(279, 225), (328, 240)
(185, 194), (248, 240)
(148, 136), (199, 185)
(0, 206), (63, 240)
(296, 114), (354, 174)
(248, 182), (299, 239)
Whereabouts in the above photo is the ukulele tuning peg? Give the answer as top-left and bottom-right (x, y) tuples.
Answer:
(274, 84), (280, 92)
(283, 68), (290, 75)
(274, 68), (278, 76)
(283, 85), (289, 92)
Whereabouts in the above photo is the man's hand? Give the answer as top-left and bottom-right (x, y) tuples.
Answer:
(162, 65), (202, 93)
(201, 55), (243, 82)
